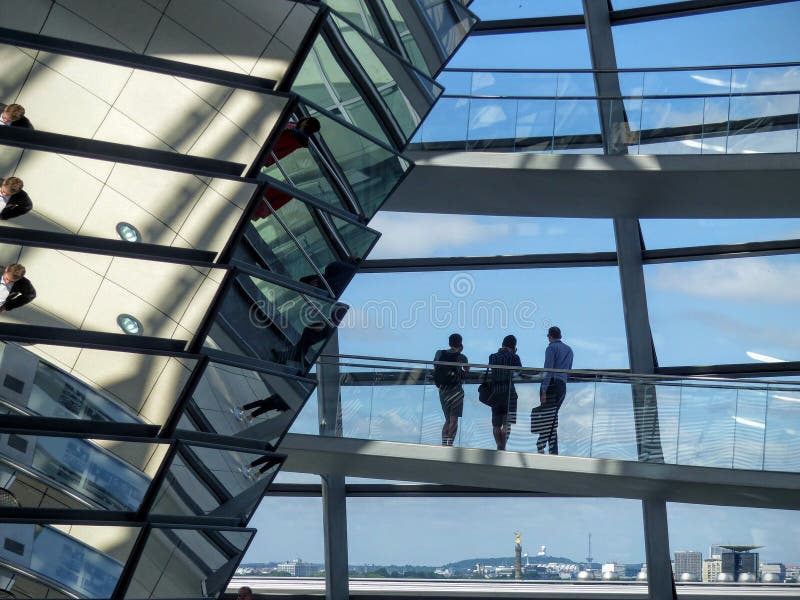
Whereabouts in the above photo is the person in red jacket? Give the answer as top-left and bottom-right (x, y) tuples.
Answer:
(252, 117), (321, 221)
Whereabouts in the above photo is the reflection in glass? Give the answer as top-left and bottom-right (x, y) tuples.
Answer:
(0, 433), (151, 510)
(208, 271), (347, 373)
(300, 104), (411, 219)
(184, 360), (314, 444)
(124, 527), (253, 599)
(0, 524), (128, 598)
(151, 444), (281, 521)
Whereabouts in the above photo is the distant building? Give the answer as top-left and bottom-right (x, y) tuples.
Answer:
(276, 559), (320, 577)
(721, 549), (759, 580)
(702, 558), (722, 583)
(674, 551), (702, 581)
(709, 545), (724, 559)
(761, 563), (786, 581)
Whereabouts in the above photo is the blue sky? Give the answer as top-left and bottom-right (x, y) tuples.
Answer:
(246, 0), (800, 570)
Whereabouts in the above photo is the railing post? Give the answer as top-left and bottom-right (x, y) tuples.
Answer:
(317, 332), (349, 600)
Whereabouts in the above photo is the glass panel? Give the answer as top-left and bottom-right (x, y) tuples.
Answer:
(471, 72), (558, 98)
(553, 99), (603, 152)
(293, 35), (391, 143)
(125, 527), (253, 599)
(417, 96), (470, 148)
(185, 360), (314, 442)
(332, 14), (443, 141)
(151, 443), (281, 521)
(516, 99), (557, 152)
(367, 213), (615, 257)
(338, 268), (628, 368)
(764, 386), (800, 472)
(641, 219), (800, 249)
(0, 524), (135, 598)
(644, 255), (800, 366)
(383, 0), (431, 75)
(466, 98), (516, 150)
(0, 433), (154, 510)
(451, 30), (592, 70)
(667, 503), (800, 582)
(0, 146), (255, 256)
(344, 497), (645, 574)
(642, 69), (733, 96)
(639, 98), (704, 154)
(300, 104), (411, 219)
(418, 0), (477, 57)
(240, 190), (378, 296)
(0, 341), (141, 423)
(207, 272), (346, 373)
(471, 0), (584, 19)
(612, 3), (800, 68)
(436, 70), (472, 95)
(0, 244), (221, 341)
(325, 0), (385, 41)
(257, 130), (349, 214)
(727, 94), (800, 154)
(2, 43), (286, 167)
(243, 496), (325, 578)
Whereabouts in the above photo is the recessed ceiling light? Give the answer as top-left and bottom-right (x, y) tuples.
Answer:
(116, 222), (141, 242)
(117, 314), (143, 335)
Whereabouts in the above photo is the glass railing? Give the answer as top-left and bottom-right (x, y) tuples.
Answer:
(319, 355), (800, 472)
(409, 64), (800, 154)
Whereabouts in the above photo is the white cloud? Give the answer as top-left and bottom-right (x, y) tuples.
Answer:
(690, 74), (747, 89)
(368, 213), (511, 258)
(652, 258), (800, 303)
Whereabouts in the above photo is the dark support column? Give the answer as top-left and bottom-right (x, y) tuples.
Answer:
(318, 333), (348, 600)
(582, 0), (631, 155)
(583, 3), (670, 600)
(642, 499), (677, 600)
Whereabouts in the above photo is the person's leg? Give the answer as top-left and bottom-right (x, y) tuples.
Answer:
(536, 432), (546, 453)
(493, 425), (504, 450)
(492, 409), (506, 449)
(242, 400), (261, 411)
(439, 388), (450, 445)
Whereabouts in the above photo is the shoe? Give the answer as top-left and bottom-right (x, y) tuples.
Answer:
(231, 407), (245, 422)
(241, 465), (254, 479)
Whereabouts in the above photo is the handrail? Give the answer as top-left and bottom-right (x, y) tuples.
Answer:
(442, 62), (800, 74)
(437, 89), (800, 100)
(320, 353), (800, 389)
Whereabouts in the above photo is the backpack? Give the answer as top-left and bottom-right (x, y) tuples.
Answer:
(433, 350), (461, 387)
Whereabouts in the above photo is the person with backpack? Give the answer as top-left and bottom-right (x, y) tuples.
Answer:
(488, 335), (522, 450)
(433, 333), (469, 446)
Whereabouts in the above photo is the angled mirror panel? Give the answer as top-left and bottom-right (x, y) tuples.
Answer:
(240, 185), (379, 297)
(1, 44), (288, 168)
(182, 360), (314, 443)
(325, 0), (386, 42)
(330, 13), (444, 142)
(382, 0), (476, 76)
(124, 526), (254, 600)
(0, 523), (138, 599)
(293, 34), (392, 144)
(257, 118), (352, 215)
(206, 271), (347, 373)
(0, 431), (163, 511)
(0, 145), (256, 257)
(0, 243), (222, 343)
(299, 103), (411, 219)
(1, 342), (198, 428)
(150, 442), (283, 522)
(7, 0), (317, 84)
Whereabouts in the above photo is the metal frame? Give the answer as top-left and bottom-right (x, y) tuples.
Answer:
(0, 125), (246, 178)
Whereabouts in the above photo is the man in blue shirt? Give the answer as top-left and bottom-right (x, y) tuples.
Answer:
(537, 326), (574, 455)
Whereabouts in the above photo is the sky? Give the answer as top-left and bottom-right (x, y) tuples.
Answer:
(246, 0), (800, 569)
